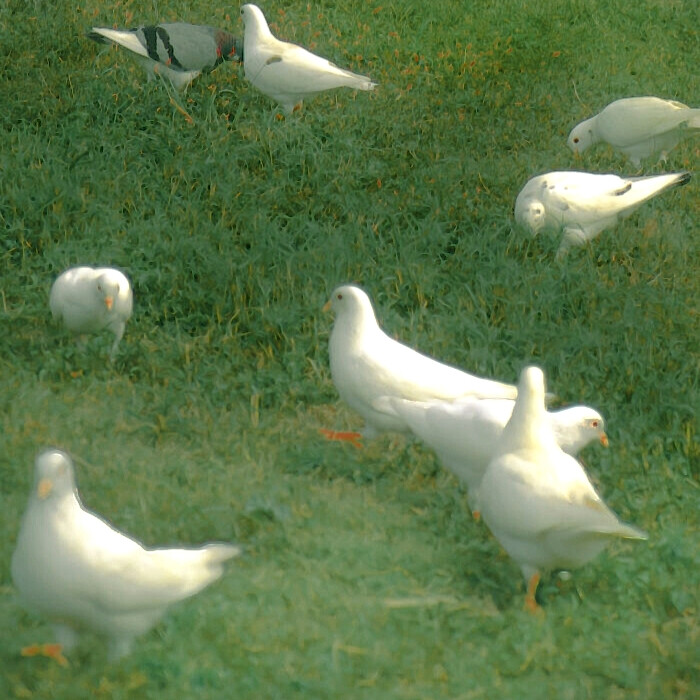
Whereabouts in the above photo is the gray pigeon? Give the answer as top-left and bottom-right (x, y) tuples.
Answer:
(87, 23), (243, 89)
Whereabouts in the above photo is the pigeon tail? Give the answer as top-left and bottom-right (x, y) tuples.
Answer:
(88, 27), (150, 58)
(625, 171), (691, 204)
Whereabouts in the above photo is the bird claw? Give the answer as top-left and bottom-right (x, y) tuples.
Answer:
(21, 643), (69, 667)
(319, 428), (363, 449)
(524, 572), (543, 614)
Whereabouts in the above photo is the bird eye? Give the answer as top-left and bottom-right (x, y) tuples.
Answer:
(573, 137), (579, 144)
(591, 420), (599, 428)
(337, 293), (343, 300)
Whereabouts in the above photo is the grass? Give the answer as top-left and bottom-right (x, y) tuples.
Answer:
(0, 0), (698, 697)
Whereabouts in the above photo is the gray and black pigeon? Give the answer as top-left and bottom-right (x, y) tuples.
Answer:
(87, 23), (243, 89)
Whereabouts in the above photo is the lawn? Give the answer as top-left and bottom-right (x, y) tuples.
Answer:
(0, 0), (698, 698)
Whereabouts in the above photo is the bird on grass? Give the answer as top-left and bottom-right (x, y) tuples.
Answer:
(568, 96), (700, 166)
(514, 170), (691, 258)
(87, 23), (243, 90)
(50, 266), (133, 359)
(321, 284), (517, 447)
(240, 4), (376, 114)
(374, 395), (608, 517)
(11, 449), (241, 662)
(478, 367), (647, 612)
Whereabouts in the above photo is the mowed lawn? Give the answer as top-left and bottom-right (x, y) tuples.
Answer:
(0, 0), (697, 698)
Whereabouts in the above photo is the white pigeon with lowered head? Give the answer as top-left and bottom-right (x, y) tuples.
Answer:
(240, 4), (376, 113)
(323, 284), (517, 444)
(11, 449), (241, 661)
(478, 366), (647, 611)
(514, 170), (691, 258)
(375, 395), (608, 514)
(87, 23), (242, 90)
(568, 97), (700, 166)
(50, 266), (133, 358)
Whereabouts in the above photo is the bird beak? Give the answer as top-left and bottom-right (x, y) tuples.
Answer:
(600, 433), (609, 447)
(104, 296), (114, 310)
(322, 300), (332, 313)
(37, 478), (53, 500)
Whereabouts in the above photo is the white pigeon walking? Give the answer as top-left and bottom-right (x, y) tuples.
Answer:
(50, 266), (133, 358)
(375, 395), (608, 515)
(87, 23), (242, 90)
(478, 367), (647, 611)
(240, 4), (376, 113)
(322, 284), (517, 446)
(567, 97), (700, 166)
(514, 170), (691, 258)
(11, 449), (241, 661)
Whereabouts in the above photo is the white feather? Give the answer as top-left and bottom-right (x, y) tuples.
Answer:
(325, 285), (517, 437)
(568, 97), (700, 165)
(375, 395), (607, 512)
(514, 170), (691, 257)
(11, 449), (240, 660)
(50, 266), (133, 358)
(479, 367), (646, 598)
(240, 4), (376, 113)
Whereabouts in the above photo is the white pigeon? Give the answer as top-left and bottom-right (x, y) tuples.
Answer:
(323, 284), (517, 442)
(478, 367), (647, 611)
(374, 395), (608, 514)
(50, 266), (133, 358)
(514, 170), (691, 258)
(240, 4), (377, 113)
(11, 449), (241, 661)
(87, 23), (243, 90)
(568, 97), (700, 166)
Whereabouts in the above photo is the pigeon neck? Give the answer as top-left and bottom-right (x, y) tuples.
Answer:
(500, 385), (556, 453)
(247, 14), (273, 43)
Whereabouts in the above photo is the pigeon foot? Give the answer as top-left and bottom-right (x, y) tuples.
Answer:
(319, 428), (363, 449)
(21, 643), (69, 667)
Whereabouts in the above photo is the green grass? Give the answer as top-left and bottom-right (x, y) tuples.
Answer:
(0, 0), (698, 697)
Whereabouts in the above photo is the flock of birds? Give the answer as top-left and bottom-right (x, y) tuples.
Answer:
(10, 2), (696, 666)
(85, 5), (697, 256)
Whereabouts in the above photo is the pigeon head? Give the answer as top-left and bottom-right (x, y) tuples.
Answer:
(552, 406), (608, 454)
(216, 31), (244, 63)
(516, 198), (546, 235)
(324, 285), (378, 322)
(95, 271), (123, 311)
(241, 4), (272, 40)
(33, 449), (77, 501)
(567, 117), (597, 155)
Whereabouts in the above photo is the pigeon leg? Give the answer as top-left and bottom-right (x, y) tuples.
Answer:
(21, 643), (69, 667)
(318, 428), (363, 449)
(524, 572), (541, 613)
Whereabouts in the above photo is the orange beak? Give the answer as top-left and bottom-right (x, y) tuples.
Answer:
(322, 300), (331, 313)
(37, 478), (52, 500)
(600, 433), (609, 447)
(104, 296), (114, 310)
